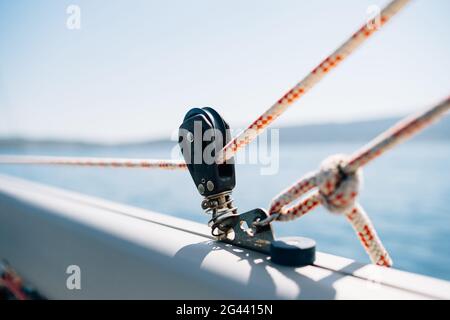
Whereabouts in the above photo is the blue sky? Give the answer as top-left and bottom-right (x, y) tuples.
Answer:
(0, 0), (449, 143)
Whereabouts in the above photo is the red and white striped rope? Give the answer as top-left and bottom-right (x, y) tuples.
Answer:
(346, 205), (392, 266)
(216, 0), (411, 164)
(344, 96), (450, 174)
(261, 96), (450, 267)
(0, 156), (187, 170)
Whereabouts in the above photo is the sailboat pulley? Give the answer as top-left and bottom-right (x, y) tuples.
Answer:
(178, 107), (316, 266)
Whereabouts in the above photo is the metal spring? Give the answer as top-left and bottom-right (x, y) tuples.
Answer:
(201, 191), (238, 239)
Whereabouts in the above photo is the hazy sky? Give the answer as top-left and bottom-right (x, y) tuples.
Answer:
(0, 0), (449, 142)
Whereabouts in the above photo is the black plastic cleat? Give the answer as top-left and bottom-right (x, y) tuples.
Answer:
(270, 236), (316, 267)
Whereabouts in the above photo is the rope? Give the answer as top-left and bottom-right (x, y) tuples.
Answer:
(346, 205), (392, 266)
(345, 96), (450, 173)
(0, 156), (187, 170)
(257, 96), (450, 267)
(216, 0), (411, 163)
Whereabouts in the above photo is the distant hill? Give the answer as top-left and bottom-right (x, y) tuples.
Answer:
(0, 137), (174, 149)
(278, 116), (450, 144)
(0, 116), (448, 148)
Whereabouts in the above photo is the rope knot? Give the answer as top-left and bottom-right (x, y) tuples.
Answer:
(316, 154), (361, 214)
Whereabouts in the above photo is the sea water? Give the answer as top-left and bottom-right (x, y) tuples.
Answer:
(1, 141), (449, 281)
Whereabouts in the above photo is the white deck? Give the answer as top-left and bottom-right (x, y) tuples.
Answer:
(0, 174), (449, 299)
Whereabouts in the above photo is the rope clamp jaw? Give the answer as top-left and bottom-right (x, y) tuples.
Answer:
(221, 208), (275, 254)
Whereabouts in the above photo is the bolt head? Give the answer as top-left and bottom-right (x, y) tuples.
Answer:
(197, 184), (205, 195)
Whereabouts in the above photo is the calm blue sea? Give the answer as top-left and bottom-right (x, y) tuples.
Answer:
(1, 141), (450, 280)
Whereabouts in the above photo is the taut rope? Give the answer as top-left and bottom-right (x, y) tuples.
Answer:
(216, 0), (411, 163)
(0, 156), (187, 170)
